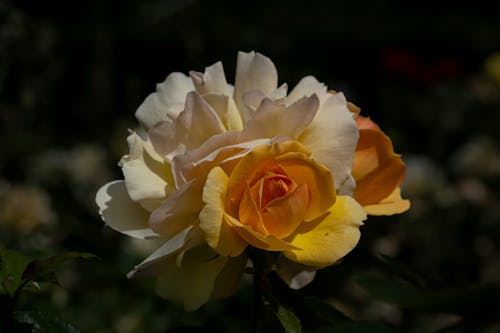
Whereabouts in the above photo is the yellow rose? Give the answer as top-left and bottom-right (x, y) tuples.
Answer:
(96, 51), (404, 310)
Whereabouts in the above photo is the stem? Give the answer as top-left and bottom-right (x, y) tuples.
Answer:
(250, 249), (266, 333)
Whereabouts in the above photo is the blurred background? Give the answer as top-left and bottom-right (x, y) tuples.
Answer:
(1, 0), (500, 332)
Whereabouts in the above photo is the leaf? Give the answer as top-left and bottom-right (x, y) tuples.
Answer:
(22, 252), (98, 282)
(302, 297), (350, 324)
(377, 254), (429, 288)
(0, 248), (32, 296)
(311, 321), (398, 333)
(275, 303), (302, 333)
(14, 311), (80, 333)
(354, 275), (420, 305)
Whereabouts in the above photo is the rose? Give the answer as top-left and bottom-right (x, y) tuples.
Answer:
(96, 51), (408, 310)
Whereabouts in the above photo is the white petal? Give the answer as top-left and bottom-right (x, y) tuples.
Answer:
(276, 256), (317, 290)
(299, 92), (359, 194)
(127, 226), (197, 276)
(135, 72), (194, 129)
(190, 61), (229, 95)
(95, 180), (159, 239)
(233, 51), (278, 110)
(120, 132), (174, 211)
(149, 179), (203, 238)
(242, 94), (319, 141)
(148, 92), (226, 161)
(286, 76), (328, 105)
(202, 94), (243, 131)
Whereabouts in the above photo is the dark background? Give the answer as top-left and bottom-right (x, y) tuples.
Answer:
(1, 1), (500, 332)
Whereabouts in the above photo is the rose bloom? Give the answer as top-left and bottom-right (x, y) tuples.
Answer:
(96, 51), (409, 310)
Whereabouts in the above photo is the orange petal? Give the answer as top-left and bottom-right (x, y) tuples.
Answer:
(277, 152), (336, 220)
(261, 184), (310, 239)
(363, 187), (410, 215)
(353, 119), (406, 206)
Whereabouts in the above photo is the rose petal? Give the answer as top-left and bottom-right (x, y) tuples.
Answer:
(95, 180), (159, 239)
(284, 196), (366, 267)
(149, 179), (203, 238)
(363, 187), (410, 216)
(233, 51), (278, 113)
(277, 151), (336, 220)
(135, 72), (194, 129)
(120, 132), (174, 211)
(225, 213), (298, 251)
(148, 92), (226, 161)
(155, 245), (228, 311)
(202, 93), (243, 131)
(353, 127), (406, 206)
(199, 167), (247, 257)
(286, 76), (329, 105)
(275, 256), (317, 290)
(242, 94), (319, 141)
(211, 254), (247, 299)
(189, 61), (229, 95)
(299, 92), (359, 195)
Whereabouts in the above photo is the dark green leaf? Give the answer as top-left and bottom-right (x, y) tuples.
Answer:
(302, 297), (350, 324)
(14, 311), (80, 333)
(275, 303), (302, 333)
(378, 254), (429, 288)
(310, 321), (398, 333)
(354, 275), (420, 305)
(0, 248), (32, 296)
(22, 252), (98, 282)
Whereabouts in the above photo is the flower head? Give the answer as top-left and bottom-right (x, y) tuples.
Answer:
(96, 51), (409, 310)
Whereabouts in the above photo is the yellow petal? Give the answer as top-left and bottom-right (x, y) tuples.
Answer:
(225, 213), (298, 251)
(283, 196), (366, 268)
(199, 167), (247, 256)
(155, 245), (228, 311)
(211, 254), (247, 299)
(363, 187), (410, 216)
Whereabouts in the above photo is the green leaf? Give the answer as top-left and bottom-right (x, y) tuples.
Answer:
(377, 254), (429, 288)
(14, 311), (80, 333)
(22, 252), (98, 282)
(275, 304), (302, 333)
(311, 321), (398, 333)
(0, 248), (32, 296)
(302, 297), (350, 324)
(354, 275), (420, 305)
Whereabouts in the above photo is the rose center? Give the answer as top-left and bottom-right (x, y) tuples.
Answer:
(259, 172), (296, 209)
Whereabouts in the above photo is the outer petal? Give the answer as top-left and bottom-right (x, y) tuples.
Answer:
(155, 245), (228, 311)
(211, 254), (247, 299)
(135, 72), (194, 129)
(96, 180), (158, 239)
(233, 51), (278, 115)
(120, 132), (174, 211)
(149, 92), (226, 161)
(353, 117), (406, 208)
(283, 196), (366, 268)
(241, 95), (319, 141)
(202, 94), (243, 131)
(363, 188), (410, 216)
(286, 76), (329, 105)
(275, 256), (317, 290)
(299, 93), (359, 195)
(199, 167), (247, 256)
(190, 61), (229, 95)
(149, 179), (203, 238)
